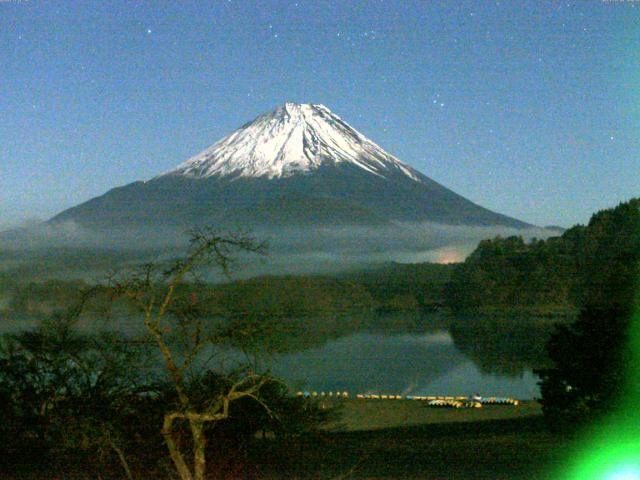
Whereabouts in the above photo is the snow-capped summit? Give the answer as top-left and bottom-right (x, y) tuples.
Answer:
(166, 102), (420, 181)
(51, 103), (531, 231)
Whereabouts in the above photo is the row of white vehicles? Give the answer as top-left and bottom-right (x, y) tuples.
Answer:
(296, 391), (519, 408)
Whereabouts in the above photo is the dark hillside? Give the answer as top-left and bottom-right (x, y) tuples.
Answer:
(445, 198), (640, 316)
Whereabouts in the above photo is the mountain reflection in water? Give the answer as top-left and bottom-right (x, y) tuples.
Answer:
(0, 312), (559, 400)
(267, 330), (543, 399)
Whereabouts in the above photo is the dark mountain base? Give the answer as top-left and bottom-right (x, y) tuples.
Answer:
(51, 164), (530, 230)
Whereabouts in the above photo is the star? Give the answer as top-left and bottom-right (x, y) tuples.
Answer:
(147, 29), (152, 34)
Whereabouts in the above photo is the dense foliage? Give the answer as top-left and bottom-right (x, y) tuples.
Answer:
(0, 317), (164, 477)
(445, 231), (586, 315)
(341, 262), (453, 313)
(536, 199), (640, 429)
(0, 317), (331, 478)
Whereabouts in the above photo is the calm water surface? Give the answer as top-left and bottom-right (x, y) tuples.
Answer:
(268, 331), (541, 399)
(0, 314), (547, 399)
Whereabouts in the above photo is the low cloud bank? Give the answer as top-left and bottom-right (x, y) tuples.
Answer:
(0, 221), (190, 250)
(0, 220), (559, 277)
(250, 222), (556, 273)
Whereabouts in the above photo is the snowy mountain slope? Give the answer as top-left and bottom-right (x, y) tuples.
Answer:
(165, 102), (420, 181)
(51, 102), (531, 230)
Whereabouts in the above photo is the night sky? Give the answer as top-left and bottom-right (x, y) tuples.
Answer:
(2, 0), (639, 228)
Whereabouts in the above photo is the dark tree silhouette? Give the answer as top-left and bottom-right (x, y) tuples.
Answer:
(536, 199), (640, 430)
(106, 228), (275, 480)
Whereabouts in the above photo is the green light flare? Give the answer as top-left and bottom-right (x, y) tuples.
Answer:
(560, 309), (640, 479)
(605, 466), (640, 480)
(563, 435), (640, 480)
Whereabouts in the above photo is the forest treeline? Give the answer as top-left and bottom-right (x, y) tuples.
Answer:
(445, 234), (581, 316)
(445, 198), (640, 316)
(0, 263), (454, 319)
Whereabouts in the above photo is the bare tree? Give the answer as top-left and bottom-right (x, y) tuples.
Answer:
(108, 228), (270, 480)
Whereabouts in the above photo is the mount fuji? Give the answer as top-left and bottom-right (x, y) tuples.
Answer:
(51, 102), (530, 231)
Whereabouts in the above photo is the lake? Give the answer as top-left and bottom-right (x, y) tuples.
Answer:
(0, 312), (557, 400)
(267, 331), (541, 399)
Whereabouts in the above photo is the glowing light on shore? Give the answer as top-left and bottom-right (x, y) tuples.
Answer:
(431, 246), (467, 264)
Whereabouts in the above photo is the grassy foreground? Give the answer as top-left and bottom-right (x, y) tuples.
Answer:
(324, 398), (542, 431)
(6, 400), (572, 479)
(249, 400), (572, 479)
